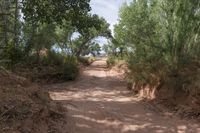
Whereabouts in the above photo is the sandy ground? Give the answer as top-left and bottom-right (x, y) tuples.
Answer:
(46, 58), (200, 133)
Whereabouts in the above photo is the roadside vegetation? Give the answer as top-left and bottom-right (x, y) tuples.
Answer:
(106, 0), (200, 115)
(0, 0), (111, 132)
(0, 0), (111, 81)
(1, 0), (200, 132)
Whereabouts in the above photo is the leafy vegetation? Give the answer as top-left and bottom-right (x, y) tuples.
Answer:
(0, 0), (200, 130)
(0, 1), (112, 131)
(106, 56), (116, 67)
(0, 0), (111, 81)
(108, 0), (200, 96)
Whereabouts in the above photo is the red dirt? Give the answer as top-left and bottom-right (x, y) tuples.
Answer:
(0, 68), (67, 133)
(46, 58), (200, 133)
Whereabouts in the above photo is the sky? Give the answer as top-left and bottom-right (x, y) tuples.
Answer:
(90, 0), (131, 33)
(90, 0), (132, 45)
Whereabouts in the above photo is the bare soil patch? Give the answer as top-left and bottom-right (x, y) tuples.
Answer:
(46, 59), (200, 133)
(0, 68), (67, 133)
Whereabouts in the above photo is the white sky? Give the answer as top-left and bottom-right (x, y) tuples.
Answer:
(90, 0), (132, 33)
(90, 0), (132, 45)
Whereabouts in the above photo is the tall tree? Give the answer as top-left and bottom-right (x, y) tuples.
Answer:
(22, 0), (92, 55)
(114, 0), (200, 85)
(73, 14), (111, 57)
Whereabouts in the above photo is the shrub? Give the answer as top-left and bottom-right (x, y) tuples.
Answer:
(106, 56), (116, 67)
(113, 0), (200, 98)
(42, 50), (64, 66)
(2, 43), (24, 68)
(22, 51), (80, 81)
(61, 56), (79, 80)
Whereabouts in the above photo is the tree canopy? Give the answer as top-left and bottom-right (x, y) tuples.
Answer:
(0, 0), (111, 65)
(110, 0), (200, 85)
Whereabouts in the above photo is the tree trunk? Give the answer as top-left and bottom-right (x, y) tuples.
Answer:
(75, 38), (91, 57)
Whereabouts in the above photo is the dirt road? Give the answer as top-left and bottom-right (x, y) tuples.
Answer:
(47, 58), (200, 133)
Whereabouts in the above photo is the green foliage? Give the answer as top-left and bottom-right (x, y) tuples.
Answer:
(39, 51), (79, 81)
(61, 56), (79, 80)
(72, 14), (111, 57)
(1, 0), (110, 67)
(114, 0), (200, 88)
(22, 0), (91, 25)
(2, 43), (24, 67)
(23, 23), (57, 57)
(0, 0), (113, 83)
(106, 56), (116, 67)
(43, 51), (65, 66)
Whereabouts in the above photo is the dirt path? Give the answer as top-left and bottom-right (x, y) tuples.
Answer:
(47, 58), (200, 133)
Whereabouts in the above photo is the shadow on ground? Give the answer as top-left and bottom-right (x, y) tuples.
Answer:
(45, 59), (200, 133)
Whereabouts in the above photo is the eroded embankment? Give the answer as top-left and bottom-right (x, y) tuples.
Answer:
(0, 68), (67, 133)
(125, 61), (200, 121)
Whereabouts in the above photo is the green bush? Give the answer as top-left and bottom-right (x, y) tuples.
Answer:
(43, 51), (64, 66)
(106, 56), (116, 67)
(61, 56), (79, 80)
(27, 51), (80, 81)
(113, 0), (200, 95)
(2, 43), (24, 68)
